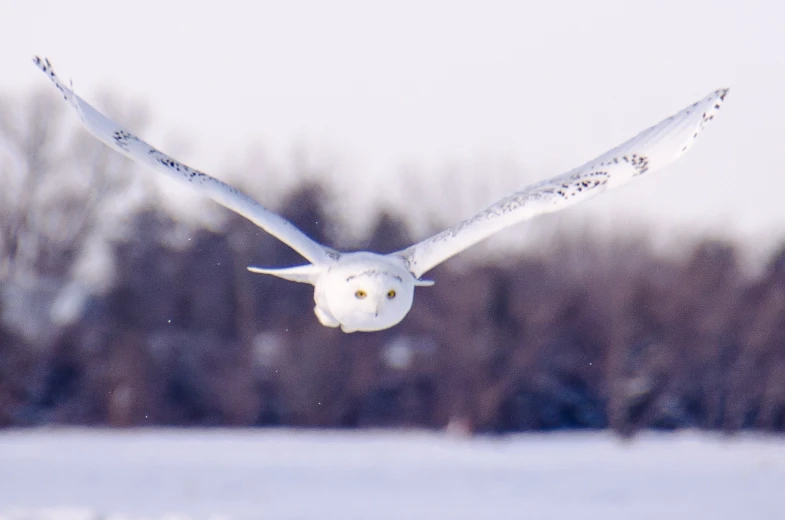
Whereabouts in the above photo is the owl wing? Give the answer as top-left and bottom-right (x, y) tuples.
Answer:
(393, 88), (729, 278)
(34, 57), (338, 266)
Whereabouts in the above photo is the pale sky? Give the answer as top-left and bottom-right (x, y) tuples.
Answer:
(3, 0), (785, 262)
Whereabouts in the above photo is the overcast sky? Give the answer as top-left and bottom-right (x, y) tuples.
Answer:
(3, 0), (785, 260)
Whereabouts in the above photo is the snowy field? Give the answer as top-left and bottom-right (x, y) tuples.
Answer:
(0, 429), (783, 520)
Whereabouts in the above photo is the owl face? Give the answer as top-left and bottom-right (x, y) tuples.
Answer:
(320, 257), (416, 332)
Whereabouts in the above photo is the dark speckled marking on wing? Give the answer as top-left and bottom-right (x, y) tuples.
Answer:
(34, 57), (68, 101)
(111, 130), (138, 152)
(423, 168), (613, 246)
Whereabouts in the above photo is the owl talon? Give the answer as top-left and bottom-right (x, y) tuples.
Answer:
(314, 306), (340, 328)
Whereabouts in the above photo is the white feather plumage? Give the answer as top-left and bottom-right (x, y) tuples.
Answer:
(34, 56), (728, 332)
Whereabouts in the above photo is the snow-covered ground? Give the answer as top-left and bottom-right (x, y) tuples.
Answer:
(0, 429), (783, 520)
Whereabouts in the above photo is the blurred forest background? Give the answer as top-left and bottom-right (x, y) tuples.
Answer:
(1, 89), (784, 437)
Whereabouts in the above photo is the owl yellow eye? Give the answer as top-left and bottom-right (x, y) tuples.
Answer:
(387, 290), (396, 299)
(355, 290), (367, 299)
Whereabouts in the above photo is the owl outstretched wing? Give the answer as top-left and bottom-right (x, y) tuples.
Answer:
(394, 88), (729, 278)
(33, 56), (338, 266)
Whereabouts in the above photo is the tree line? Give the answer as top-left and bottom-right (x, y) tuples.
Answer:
(1, 89), (783, 435)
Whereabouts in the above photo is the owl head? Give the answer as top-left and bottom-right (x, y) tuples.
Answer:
(320, 255), (432, 332)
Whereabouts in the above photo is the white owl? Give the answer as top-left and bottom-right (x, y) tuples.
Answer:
(34, 57), (729, 333)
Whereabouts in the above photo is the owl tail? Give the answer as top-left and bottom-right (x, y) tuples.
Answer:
(247, 264), (323, 285)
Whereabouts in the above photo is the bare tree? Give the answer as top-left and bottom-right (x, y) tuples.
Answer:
(0, 88), (151, 282)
